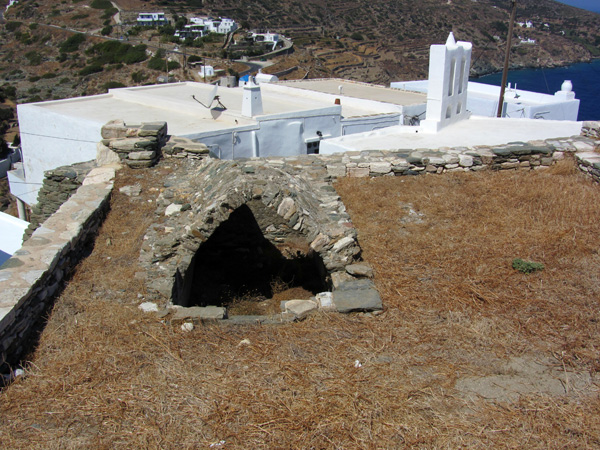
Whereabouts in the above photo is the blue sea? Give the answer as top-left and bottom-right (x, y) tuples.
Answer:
(475, 59), (600, 121)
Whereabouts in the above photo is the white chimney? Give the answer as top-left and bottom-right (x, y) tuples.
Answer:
(242, 84), (263, 117)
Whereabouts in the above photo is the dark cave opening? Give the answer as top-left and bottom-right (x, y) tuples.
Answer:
(174, 204), (327, 311)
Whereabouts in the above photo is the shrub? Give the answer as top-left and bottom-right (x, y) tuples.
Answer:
(25, 51), (42, 65)
(41, 72), (57, 79)
(90, 0), (112, 9)
(512, 258), (544, 274)
(71, 13), (89, 20)
(350, 32), (364, 41)
(78, 63), (103, 76)
(131, 71), (147, 83)
(5, 21), (22, 33)
(28, 75), (41, 82)
(102, 81), (125, 90)
(59, 33), (85, 53)
(0, 107), (13, 121)
(188, 54), (202, 63)
(29, 23), (38, 30)
(101, 25), (113, 36)
(0, 139), (9, 160)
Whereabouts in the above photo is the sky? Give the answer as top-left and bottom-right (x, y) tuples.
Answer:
(554, 0), (600, 14)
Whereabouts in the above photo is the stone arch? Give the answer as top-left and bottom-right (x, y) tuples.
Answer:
(139, 160), (361, 311)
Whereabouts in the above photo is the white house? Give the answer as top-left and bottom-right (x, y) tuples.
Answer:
(10, 80), (426, 208)
(176, 17), (238, 39)
(249, 32), (280, 51)
(392, 79), (580, 121)
(174, 24), (208, 40)
(137, 13), (169, 27)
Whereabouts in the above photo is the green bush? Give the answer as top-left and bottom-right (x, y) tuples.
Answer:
(5, 21), (22, 33)
(188, 54), (202, 63)
(512, 258), (544, 274)
(78, 63), (103, 76)
(101, 25), (113, 36)
(131, 71), (147, 83)
(90, 0), (112, 9)
(28, 75), (41, 82)
(0, 139), (9, 160)
(350, 32), (364, 41)
(41, 72), (57, 79)
(86, 41), (147, 65)
(102, 81), (125, 90)
(0, 107), (13, 121)
(60, 33), (85, 53)
(25, 51), (42, 65)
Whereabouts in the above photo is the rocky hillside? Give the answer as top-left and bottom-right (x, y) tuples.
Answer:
(0, 0), (598, 105)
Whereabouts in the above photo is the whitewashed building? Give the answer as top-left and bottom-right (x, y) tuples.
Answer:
(9, 80), (426, 208)
(137, 13), (169, 27)
(176, 17), (238, 39)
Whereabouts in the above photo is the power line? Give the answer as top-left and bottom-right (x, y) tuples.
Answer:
(20, 132), (99, 144)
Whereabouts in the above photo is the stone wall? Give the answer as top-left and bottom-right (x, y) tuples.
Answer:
(576, 121), (600, 183)
(0, 166), (116, 374)
(24, 161), (96, 240)
(98, 120), (167, 169)
(137, 158), (367, 309)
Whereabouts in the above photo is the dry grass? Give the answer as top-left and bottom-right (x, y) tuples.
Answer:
(1, 159), (600, 448)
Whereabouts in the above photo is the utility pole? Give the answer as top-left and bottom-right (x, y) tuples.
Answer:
(497, 0), (517, 117)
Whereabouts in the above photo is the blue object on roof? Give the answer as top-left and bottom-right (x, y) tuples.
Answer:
(0, 249), (10, 267)
(240, 74), (250, 82)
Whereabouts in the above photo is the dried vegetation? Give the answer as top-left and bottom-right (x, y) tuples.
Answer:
(1, 159), (600, 448)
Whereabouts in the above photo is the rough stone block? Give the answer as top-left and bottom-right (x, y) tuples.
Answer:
(333, 279), (383, 313)
(369, 162), (391, 174)
(128, 150), (157, 161)
(96, 142), (121, 166)
(326, 165), (346, 178)
(284, 299), (318, 319)
(345, 263), (374, 278)
(347, 167), (369, 178)
(172, 306), (226, 320)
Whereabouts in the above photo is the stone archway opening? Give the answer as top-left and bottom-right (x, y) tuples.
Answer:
(173, 202), (327, 315)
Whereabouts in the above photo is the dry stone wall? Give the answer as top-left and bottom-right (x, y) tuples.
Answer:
(0, 166), (117, 373)
(24, 161), (96, 240)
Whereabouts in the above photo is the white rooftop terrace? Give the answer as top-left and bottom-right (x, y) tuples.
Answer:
(277, 79), (427, 106)
(320, 116), (583, 154)
(33, 81), (408, 134)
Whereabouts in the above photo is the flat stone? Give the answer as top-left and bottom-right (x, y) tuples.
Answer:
(333, 280), (383, 313)
(347, 167), (369, 178)
(369, 162), (391, 174)
(139, 302), (159, 312)
(128, 150), (156, 161)
(331, 271), (354, 289)
(332, 236), (354, 252)
(277, 197), (297, 221)
(459, 154), (474, 167)
(172, 306), (226, 320)
(284, 299), (318, 319)
(346, 263), (374, 278)
(82, 167), (115, 186)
